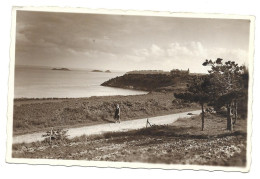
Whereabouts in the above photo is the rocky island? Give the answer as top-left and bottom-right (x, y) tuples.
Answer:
(52, 68), (70, 71)
(91, 70), (103, 72)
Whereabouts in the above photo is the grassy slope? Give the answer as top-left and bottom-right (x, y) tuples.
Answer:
(13, 114), (247, 167)
(13, 92), (199, 135)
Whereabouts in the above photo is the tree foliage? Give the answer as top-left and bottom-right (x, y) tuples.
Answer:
(174, 76), (211, 131)
(203, 58), (244, 97)
(202, 58), (247, 130)
(173, 58), (248, 131)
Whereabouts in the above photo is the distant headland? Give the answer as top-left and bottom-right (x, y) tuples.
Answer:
(101, 69), (204, 92)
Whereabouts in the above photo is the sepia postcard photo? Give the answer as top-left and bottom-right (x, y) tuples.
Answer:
(6, 7), (255, 172)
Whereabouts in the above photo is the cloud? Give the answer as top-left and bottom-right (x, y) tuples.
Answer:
(150, 44), (165, 56)
(131, 42), (248, 72)
(134, 42), (206, 59)
(15, 11), (250, 73)
(166, 42), (207, 57)
(206, 48), (249, 66)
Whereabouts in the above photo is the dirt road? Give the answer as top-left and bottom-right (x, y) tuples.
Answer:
(12, 110), (201, 144)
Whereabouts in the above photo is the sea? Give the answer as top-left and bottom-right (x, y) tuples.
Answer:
(14, 66), (148, 98)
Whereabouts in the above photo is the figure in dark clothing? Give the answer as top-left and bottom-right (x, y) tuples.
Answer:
(114, 104), (120, 123)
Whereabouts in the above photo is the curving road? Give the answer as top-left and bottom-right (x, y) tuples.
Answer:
(12, 110), (201, 144)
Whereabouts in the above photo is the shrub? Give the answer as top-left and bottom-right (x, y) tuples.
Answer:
(42, 128), (69, 146)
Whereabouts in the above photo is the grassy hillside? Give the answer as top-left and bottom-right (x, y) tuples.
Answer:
(13, 92), (199, 135)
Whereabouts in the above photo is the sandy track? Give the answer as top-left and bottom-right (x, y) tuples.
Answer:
(13, 110), (201, 144)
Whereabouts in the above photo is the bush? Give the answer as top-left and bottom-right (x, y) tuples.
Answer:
(42, 128), (69, 146)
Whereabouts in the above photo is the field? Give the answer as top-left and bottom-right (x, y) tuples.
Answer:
(13, 92), (199, 135)
(12, 113), (247, 167)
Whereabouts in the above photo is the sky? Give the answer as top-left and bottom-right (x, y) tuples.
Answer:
(15, 11), (250, 73)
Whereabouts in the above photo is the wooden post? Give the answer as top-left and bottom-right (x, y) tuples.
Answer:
(50, 127), (53, 144)
(227, 104), (233, 131)
(201, 103), (204, 131)
(233, 100), (238, 125)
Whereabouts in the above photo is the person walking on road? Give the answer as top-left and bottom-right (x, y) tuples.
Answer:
(114, 104), (121, 123)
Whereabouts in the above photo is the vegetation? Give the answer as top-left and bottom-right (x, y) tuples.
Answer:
(12, 113), (247, 166)
(42, 128), (69, 146)
(174, 58), (248, 131)
(170, 68), (189, 75)
(174, 76), (211, 130)
(13, 92), (199, 135)
(202, 58), (248, 131)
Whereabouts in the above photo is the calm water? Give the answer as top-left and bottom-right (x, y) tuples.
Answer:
(14, 67), (148, 98)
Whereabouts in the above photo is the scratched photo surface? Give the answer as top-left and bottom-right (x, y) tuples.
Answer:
(8, 8), (253, 171)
